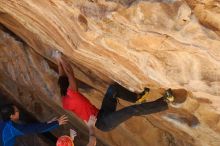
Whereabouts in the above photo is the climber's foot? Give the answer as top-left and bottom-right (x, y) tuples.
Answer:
(163, 88), (187, 104)
(136, 87), (150, 103)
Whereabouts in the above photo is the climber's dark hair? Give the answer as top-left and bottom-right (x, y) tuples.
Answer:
(0, 104), (15, 121)
(58, 75), (69, 96)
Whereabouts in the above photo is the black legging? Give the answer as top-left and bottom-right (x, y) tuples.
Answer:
(95, 83), (168, 131)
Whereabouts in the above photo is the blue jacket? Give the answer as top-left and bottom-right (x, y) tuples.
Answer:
(0, 120), (59, 146)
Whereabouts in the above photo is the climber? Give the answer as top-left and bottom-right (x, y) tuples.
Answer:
(54, 51), (179, 132)
(0, 104), (68, 146)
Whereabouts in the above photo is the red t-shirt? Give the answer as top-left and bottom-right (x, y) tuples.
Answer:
(62, 88), (99, 122)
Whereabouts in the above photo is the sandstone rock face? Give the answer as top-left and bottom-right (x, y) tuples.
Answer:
(185, 0), (220, 35)
(0, 0), (220, 146)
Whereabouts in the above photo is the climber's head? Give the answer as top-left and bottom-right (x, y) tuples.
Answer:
(0, 104), (20, 122)
(58, 75), (69, 96)
(56, 135), (74, 146)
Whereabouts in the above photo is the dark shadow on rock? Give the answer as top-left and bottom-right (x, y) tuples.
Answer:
(164, 112), (200, 127)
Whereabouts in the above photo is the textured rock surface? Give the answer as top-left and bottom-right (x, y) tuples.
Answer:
(0, 0), (220, 146)
(185, 0), (220, 35)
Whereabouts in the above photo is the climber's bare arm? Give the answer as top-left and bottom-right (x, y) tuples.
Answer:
(59, 56), (78, 92)
(58, 61), (65, 76)
(86, 116), (97, 146)
(87, 136), (96, 146)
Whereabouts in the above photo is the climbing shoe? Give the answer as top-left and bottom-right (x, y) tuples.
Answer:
(136, 87), (150, 103)
(163, 88), (175, 103)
